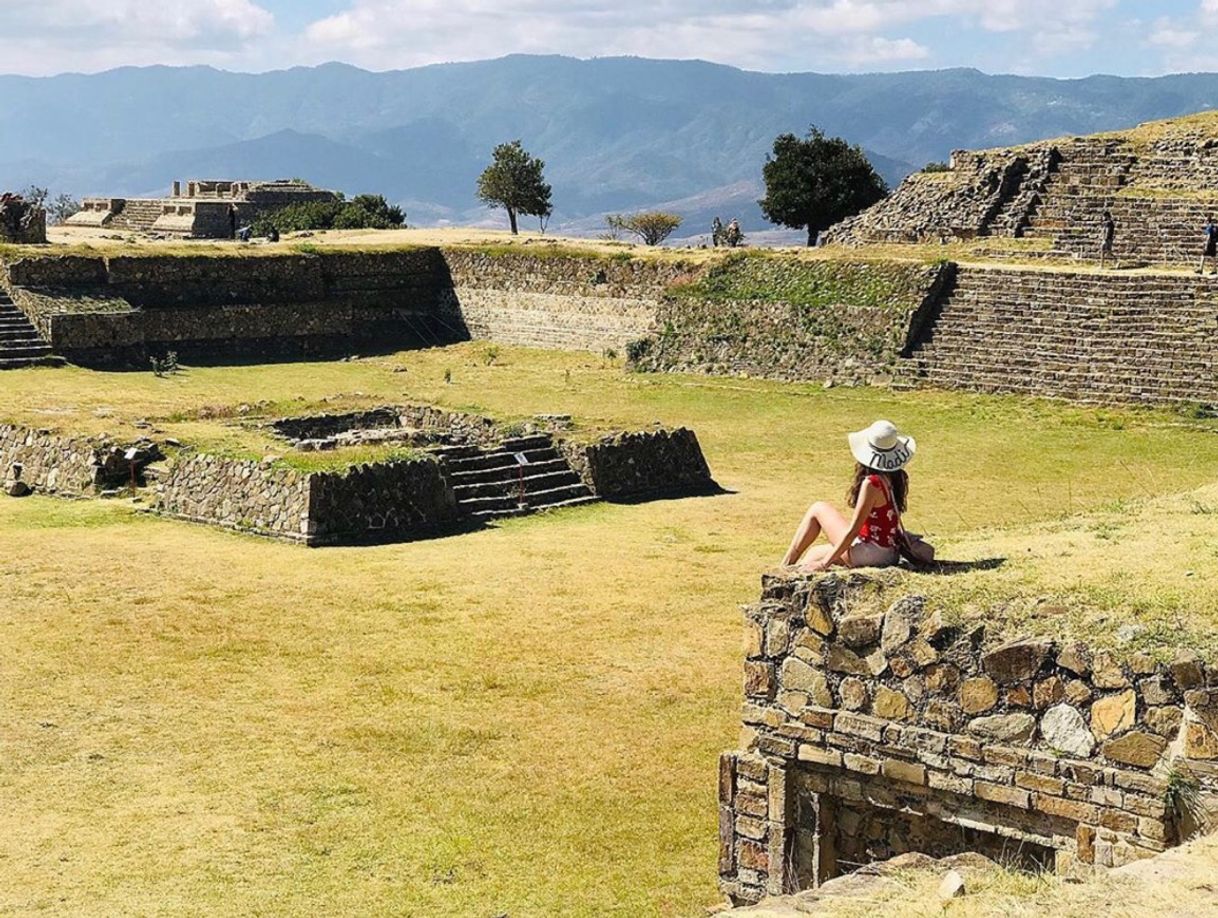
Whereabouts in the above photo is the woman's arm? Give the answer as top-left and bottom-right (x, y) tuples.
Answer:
(809, 480), (878, 571)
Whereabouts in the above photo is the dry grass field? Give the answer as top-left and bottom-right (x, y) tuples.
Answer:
(2, 345), (1218, 915)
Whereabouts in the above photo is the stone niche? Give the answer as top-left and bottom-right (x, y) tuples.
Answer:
(718, 571), (1218, 905)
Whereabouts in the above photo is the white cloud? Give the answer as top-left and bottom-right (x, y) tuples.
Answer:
(300, 0), (1119, 72)
(0, 0), (274, 74)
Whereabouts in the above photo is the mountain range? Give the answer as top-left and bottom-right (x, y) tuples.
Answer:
(6, 55), (1218, 234)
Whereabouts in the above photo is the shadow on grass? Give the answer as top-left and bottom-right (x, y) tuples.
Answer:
(601, 483), (735, 506)
(914, 557), (1007, 575)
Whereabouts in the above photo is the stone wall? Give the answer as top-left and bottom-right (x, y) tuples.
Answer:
(719, 572), (1218, 905)
(153, 450), (459, 546)
(902, 266), (1218, 407)
(437, 248), (692, 353)
(1, 249), (453, 366)
(826, 118), (1218, 264)
(633, 256), (953, 385)
(153, 453), (312, 541)
(559, 427), (716, 499)
(0, 424), (152, 496)
(306, 457), (459, 546)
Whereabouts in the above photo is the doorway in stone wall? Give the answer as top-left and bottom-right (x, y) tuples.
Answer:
(789, 787), (1058, 890)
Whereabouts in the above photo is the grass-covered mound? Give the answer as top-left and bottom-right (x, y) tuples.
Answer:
(635, 251), (950, 381)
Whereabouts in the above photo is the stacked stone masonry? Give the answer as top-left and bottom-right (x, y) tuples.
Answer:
(719, 572), (1218, 905)
(148, 406), (716, 545)
(0, 424), (156, 496)
(828, 120), (1218, 264)
(559, 428), (716, 499)
(901, 265), (1218, 406)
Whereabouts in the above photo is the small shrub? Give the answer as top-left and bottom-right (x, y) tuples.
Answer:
(481, 344), (501, 366)
(603, 347), (618, 361)
(150, 351), (179, 377)
(922, 161), (951, 173)
(625, 338), (652, 364)
(605, 211), (683, 246)
(443, 368), (452, 385)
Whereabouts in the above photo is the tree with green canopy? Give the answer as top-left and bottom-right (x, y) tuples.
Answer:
(759, 127), (887, 246)
(477, 140), (553, 235)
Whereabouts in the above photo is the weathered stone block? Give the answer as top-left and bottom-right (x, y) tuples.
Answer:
(719, 753), (737, 804)
(743, 620), (764, 659)
(968, 712), (1036, 744)
(837, 613), (882, 648)
(1170, 651), (1205, 690)
(982, 637), (1052, 685)
(735, 814), (766, 840)
(1091, 690), (1136, 740)
(1092, 652), (1130, 689)
(873, 686), (913, 722)
(1101, 731), (1168, 769)
(843, 753), (881, 775)
(959, 676), (999, 714)
(738, 839), (768, 871)
(975, 781), (1031, 808)
(838, 677), (868, 711)
(928, 770), (972, 795)
(779, 658), (833, 707)
(1040, 704), (1096, 758)
(881, 758), (927, 786)
(797, 744), (842, 767)
(826, 644), (870, 676)
(1036, 793), (1099, 824)
(1144, 706), (1183, 738)
(1057, 643), (1091, 677)
(1033, 675), (1066, 710)
(1015, 771), (1065, 796)
(744, 661), (776, 700)
(765, 619), (792, 657)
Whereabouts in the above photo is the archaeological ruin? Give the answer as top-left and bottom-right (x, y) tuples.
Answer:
(66, 179), (338, 238)
(1, 404), (716, 545)
(718, 572), (1218, 905)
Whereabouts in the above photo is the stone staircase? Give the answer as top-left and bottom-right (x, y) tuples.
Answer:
(900, 266), (1218, 405)
(108, 200), (166, 232)
(436, 433), (598, 521)
(0, 293), (59, 369)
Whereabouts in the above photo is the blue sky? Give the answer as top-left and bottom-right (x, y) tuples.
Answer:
(4, 1), (1217, 78)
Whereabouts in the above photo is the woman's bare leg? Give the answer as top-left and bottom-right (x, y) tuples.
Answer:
(781, 501), (851, 566)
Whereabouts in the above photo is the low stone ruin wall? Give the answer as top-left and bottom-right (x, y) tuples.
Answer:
(719, 572), (1218, 905)
(153, 451), (458, 546)
(0, 424), (154, 496)
(306, 458), (459, 546)
(632, 256), (953, 385)
(2, 249), (453, 366)
(153, 453), (312, 541)
(437, 248), (692, 354)
(270, 404), (502, 447)
(559, 427), (716, 499)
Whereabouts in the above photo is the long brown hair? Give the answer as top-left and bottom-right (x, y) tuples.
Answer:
(847, 462), (908, 513)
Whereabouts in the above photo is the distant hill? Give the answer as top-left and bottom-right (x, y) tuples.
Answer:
(6, 56), (1218, 233)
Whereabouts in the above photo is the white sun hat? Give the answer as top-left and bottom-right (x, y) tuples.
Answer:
(848, 420), (916, 471)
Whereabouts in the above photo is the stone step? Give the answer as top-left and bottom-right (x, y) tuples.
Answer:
(452, 469), (583, 500)
(0, 343), (53, 359)
(448, 457), (571, 485)
(459, 482), (595, 517)
(467, 494), (600, 521)
(445, 447), (559, 474)
(0, 355), (65, 370)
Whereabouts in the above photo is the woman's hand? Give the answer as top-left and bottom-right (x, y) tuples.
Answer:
(804, 556), (833, 573)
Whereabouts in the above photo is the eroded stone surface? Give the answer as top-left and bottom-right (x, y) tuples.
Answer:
(1040, 704), (1096, 758)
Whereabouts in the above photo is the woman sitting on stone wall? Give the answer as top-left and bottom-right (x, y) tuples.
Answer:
(780, 420), (933, 571)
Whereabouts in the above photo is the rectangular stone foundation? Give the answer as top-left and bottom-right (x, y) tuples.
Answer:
(718, 572), (1218, 904)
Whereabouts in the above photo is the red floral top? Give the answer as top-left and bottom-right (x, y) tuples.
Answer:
(857, 474), (898, 548)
